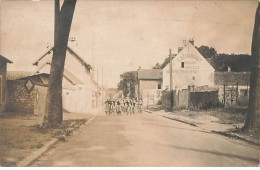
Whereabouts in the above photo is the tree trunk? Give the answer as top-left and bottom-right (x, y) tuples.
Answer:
(242, 3), (260, 133)
(44, 0), (77, 127)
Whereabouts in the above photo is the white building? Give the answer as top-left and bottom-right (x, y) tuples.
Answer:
(163, 40), (215, 90)
(33, 46), (95, 113)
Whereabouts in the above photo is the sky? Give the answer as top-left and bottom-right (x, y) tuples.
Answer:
(0, 0), (258, 88)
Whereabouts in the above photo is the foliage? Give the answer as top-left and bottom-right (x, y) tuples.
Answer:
(209, 54), (252, 72)
(195, 45), (217, 58)
(117, 71), (137, 98)
(159, 54), (176, 69)
(153, 62), (161, 69)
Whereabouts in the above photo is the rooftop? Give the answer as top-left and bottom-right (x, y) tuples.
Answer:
(138, 69), (162, 80)
(214, 71), (250, 86)
(0, 55), (13, 64)
(7, 71), (35, 81)
(33, 46), (92, 71)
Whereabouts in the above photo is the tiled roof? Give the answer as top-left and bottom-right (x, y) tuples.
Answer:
(7, 71), (35, 80)
(0, 55), (13, 63)
(214, 72), (250, 86)
(138, 69), (162, 80)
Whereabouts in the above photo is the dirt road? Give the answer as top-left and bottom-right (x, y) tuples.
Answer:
(31, 112), (259, 167)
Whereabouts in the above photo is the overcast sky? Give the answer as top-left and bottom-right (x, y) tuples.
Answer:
(0, 0), (258, 88)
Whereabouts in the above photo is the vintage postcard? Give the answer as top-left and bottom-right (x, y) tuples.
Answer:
(0, 0), (259, 167)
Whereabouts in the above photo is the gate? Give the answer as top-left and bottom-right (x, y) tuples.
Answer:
(223, 83), (238, 106)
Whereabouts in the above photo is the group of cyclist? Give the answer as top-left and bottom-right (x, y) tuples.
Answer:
(105, 98), (143, 115)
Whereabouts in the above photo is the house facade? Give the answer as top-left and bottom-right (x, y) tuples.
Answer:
(0, 55), (13, 112)
(137, 69), (162, 107)
(33, 46), (95, 113)
(163, 40), (215, 91)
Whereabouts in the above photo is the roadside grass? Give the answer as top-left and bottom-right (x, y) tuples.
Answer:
(172, 106), (246, 124)
(150, 105), (247, 125)
(0, 113), (86, 167)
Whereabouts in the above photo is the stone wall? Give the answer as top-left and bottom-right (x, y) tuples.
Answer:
(7, 79), (36, 113)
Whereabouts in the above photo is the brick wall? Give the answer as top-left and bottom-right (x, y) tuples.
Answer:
(7, 79), (36, 113)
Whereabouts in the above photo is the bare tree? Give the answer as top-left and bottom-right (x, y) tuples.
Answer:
(242, 3), (260, 133)
(44, 0), (77, 127)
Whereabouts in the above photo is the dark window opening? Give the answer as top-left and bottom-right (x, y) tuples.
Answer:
(181, 62), (184, 68)
(192, 76), (195, 80)
(158, 84), (161, 89)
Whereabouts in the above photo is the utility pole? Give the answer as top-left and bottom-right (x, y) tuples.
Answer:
(102, 67), (104, 106)
(169, 49), (173, 111)
(169, 49), (173, 91)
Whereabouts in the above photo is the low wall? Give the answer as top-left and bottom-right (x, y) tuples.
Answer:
(162, 88), (219, 110)
(7, 79), (36, 113)
(189, 90), (219, 109)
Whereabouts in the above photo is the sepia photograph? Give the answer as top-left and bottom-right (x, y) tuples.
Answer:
(0, 0), (259, 167)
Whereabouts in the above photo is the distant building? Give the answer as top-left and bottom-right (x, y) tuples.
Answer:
(0, 55), (13, 112)
(137, 69), (162, 106)
(33, 46), (95, 113)
(163, 40), (215, 90)
(214, 71), (250, 105)
(105, 88), (123, 100)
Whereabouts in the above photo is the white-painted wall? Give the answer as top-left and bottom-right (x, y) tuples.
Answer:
(35, 48), (94, 113)
(163, 42), (215, 90)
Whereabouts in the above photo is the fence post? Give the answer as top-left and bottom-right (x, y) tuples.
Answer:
(236, 81), (238, 105)
(223, 83), (226, 106)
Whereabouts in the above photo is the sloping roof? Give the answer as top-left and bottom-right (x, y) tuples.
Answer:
(172, 42), (215, 71)
(63, 68), (85, 85)
(33, 46), (92, 70)
(138, 69), (162, 80)
(7, 71), (35, 80)
(0, 55), (13, 63)
(214, 72), (250, 86)
(67, 46), (92, 70)
(32, 47), (54, 66)
(34, 62), (85, 85)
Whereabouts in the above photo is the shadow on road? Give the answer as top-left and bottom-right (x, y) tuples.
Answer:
(170, 145), (259, 163)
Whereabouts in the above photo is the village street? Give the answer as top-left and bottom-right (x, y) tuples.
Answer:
(31, 111), (259, 167)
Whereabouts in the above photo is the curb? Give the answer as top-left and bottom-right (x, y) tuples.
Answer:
(17, 138), (58, 167)
(16, 115), (96, 167)
(146, 110), (260, 146)
(143, 109), (153, 114)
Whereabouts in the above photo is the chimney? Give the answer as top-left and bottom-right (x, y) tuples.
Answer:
(189, 39), (194, 46)
(178, 47), (183, 54)
(183, 40), (187, 46)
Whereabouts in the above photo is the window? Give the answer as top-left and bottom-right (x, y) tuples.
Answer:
(181, 62), (184, 68)
(192, 76), (195, 80)
(158, 84), (161, 89)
